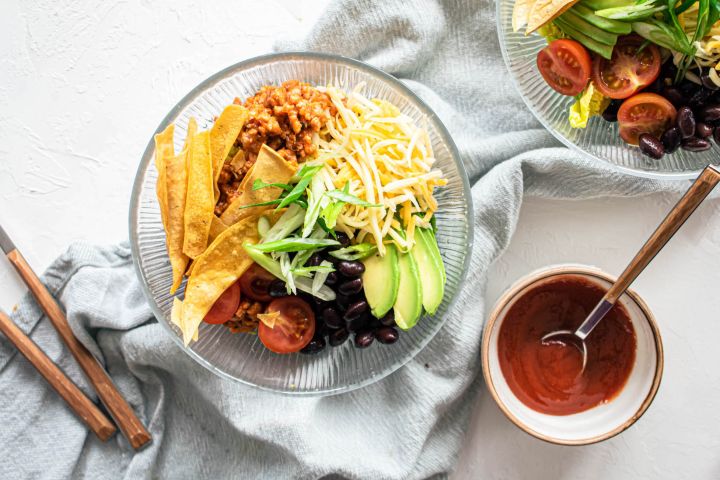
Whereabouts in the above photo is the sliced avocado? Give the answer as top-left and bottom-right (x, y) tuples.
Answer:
(411, 228), (445, 315)
(362, 244), (399, 318)
(558, 10), (618, 46)
(572, 4), (631, 35)
(554, 18), (615, 59)
(393, 251), (423, 330)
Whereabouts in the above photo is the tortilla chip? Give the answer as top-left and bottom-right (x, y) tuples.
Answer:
(219, 144), (296, 226)
(208, 214), (228, 244)
(154, 124), (175, 229)
(180, 215), (259, 344)
(183, 129), (214, 259)
(165, 149), (190, 293)
(171, 298), (197, 342)
(526, 0), (579, 34)
(211, 105), (249, 202)
(513, 0), (533, 33)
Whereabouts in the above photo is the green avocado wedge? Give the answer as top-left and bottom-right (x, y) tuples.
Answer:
(393, 251), (423, 330)
(411, 228), (445, 315)
(361, 244), (399, 318)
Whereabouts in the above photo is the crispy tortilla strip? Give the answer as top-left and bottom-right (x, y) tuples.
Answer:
(211, 105), (249, 201)
(171, 298), (197, 342)
(183, 129), (214, 259)
(512, 0), (533, 33)
(526, 0), (579, 33)
(181, 216), (259, 344)
(219, 145), (296, 226)
(208, 214), (228, 244)
(154, 124), (174, 229)
(166, 148), (190, 293)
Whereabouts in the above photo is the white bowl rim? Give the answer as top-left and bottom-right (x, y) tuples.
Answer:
(128, 51), (474, 395)
(481, 264), (664, 445)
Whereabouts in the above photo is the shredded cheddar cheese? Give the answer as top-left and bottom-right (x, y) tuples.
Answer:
(313, 84), (447, 254)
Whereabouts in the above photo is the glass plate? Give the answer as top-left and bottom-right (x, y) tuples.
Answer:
(496, 0), (719, 179)
(129, 52), (473, 395)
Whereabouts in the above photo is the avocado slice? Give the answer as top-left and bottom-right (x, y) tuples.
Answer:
(362, 244), (399, 318)
(393, 251), (423, 330)
(411, 228), (445, 315)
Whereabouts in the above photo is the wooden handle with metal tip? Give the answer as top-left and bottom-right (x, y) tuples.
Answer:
(0, 227), (152, 450)
(0, 309), (117, 441)
(606, 165), (720, 303)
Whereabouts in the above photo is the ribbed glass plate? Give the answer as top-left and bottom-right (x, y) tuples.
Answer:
(497, 0), (719, 179)
(129, 52), (473, 395)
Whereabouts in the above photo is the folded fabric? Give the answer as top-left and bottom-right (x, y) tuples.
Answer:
(0, 1), (680, 479)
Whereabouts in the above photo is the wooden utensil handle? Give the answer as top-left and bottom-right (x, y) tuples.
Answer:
(606, 165), (720, 303)
(5, 250), (152, 450)
(0, 309), (116, 441)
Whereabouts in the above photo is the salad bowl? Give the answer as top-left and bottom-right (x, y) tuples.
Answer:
(129, 52), (473, 395)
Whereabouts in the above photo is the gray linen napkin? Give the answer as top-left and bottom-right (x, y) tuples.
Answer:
(1, 1), (679, 479)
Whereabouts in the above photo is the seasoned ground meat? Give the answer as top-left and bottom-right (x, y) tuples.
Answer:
(214, 81), (336, 215)
(225, 298), (264, 333)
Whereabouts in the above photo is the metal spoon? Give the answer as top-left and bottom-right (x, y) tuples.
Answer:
(542, 165), (720, 373)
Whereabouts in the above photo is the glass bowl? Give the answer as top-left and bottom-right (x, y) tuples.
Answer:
(496, 0), (719, 180)
(129, 52), (473, 395)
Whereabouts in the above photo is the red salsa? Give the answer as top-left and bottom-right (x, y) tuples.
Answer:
(498, 275), (636, 416)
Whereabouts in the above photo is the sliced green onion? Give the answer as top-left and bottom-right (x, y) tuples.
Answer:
(325, 190), (382, 207)
(312, 260), (334, 296)
(329, 243), (378, 261)
(252, 237), (340, 253)
(252, 179), (292, 191)
(263, 204), (305, 243)
(276, 165), (322, 210)
(257, 216), (270, 238)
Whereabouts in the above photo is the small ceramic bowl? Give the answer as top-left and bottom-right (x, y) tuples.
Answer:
(482, 264), (664, 445)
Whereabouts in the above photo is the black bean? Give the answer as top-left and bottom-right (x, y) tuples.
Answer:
(714, 127), (720, 145)
(324, 272), (339, 286)
(662, 87), (684, 108)
(347, 313), (369, 332)
(339, 278), (363, 295)
(661, 127), (682, 153)
(301, 337), (326, 354)
(344, 299), (368, 321)
(602, 100), (621, 122)
(703, 105), (720, 122)
(682, 137), (711, 152)
(702, 75), (720, 91)
(269, 280), (288, 298)
(367, 315), (382, 329)
(677, 106), (696, 138)
(308, 253), (323, 267)
(697, 122), (714, 138)
(335, 232), (351, 248)
(690, 88), (711, 107)
(375, 327), (399, 345)
(329, 328), (349, 347)
(322, 306), (344, 330)
(679, 80), (699, 96)
(354, 330), (375, 348)
(379, 311), (396, 327)
(337, 260), (365, 277)
(335, 293), (352, 311)
(639, 133), (664, 159)
(316, 322), (329, 339)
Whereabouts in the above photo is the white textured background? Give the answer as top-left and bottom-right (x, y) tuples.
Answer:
(2, 1), (720, 479)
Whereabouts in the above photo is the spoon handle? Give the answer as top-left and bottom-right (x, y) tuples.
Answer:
(605, 165), (720, 304)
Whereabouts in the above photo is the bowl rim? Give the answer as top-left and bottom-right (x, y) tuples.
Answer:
(128, 51), (474, 395)
(494, 1), (703, 181)
(481, 264), (664, 445)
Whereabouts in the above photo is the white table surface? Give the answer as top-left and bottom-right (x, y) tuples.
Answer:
(3, 1), (720, 478)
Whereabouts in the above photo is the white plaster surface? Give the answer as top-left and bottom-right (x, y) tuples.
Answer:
(2, 1), (720, 479)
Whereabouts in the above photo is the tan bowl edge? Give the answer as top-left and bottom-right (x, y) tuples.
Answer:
(481, 265), (665, 446)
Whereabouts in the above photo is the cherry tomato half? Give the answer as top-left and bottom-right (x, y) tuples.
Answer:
(591, 36), (661, 100)
(617, 93), (677, 146)
(258, 296), (315, 354)
(239, 263), (276, 302)
(537, 39), (592, 96)
(203, 281), (241, 324)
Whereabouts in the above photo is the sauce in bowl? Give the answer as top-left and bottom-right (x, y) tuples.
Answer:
(498, 275), (637, 416)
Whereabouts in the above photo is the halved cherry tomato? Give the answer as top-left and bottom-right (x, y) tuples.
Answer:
(239, 263), (275, 302)
(617, 93), (677, 145)
(537, 39), (592, 96)
(203, 281), (241, 324)
(258, 296), (315, 354)
(591, 36), (661, 100)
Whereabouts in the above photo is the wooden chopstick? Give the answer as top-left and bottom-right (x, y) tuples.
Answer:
(0, 225), (152, 450)
(0, 308), (117, 441)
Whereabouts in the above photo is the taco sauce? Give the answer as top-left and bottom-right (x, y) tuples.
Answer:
(498, 275), (636, 416)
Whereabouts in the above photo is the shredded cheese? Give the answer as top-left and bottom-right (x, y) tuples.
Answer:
(314, 85), (446, 253)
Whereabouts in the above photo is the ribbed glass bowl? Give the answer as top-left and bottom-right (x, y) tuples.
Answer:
(497, 0), (719, 179)
(129, 52), (473, 395)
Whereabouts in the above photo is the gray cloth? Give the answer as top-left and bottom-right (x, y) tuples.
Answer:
(1, 1), (681, 479)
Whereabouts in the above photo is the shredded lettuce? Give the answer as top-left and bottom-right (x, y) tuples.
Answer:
(537, 22), (567, 43)
(569, 83), (610, 129)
